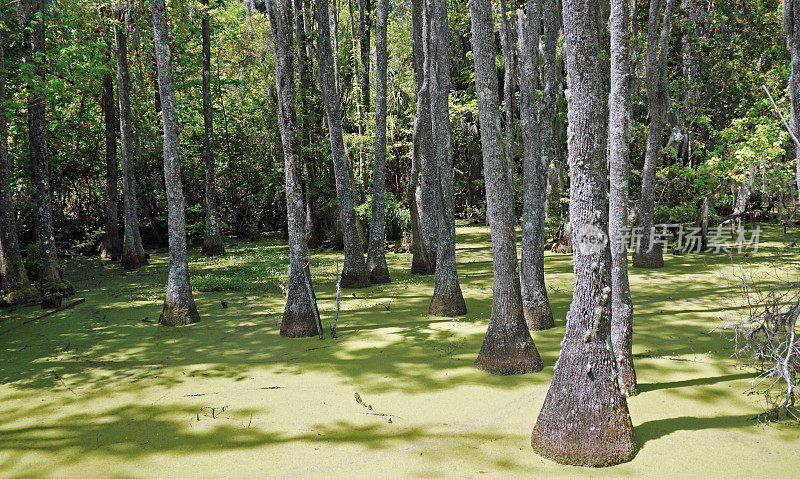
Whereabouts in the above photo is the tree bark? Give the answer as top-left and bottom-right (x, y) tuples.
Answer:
(151, 0), (200, 326)
(357, 0), (371, 193)
(0, 29), (41, 305)
(428, 0), (466, 317)
(471, 0), (542, 375)
(408, 0), (434, 275)
(734, 162), (756, 215)
(418, 2), (440, 270)
(499, 0), (516, 197)
(114, 4), (148, 270)
(201, 0), (225, 257)
(518, 0), (554, 331)
(21, 0), (71, 294)
(366, 0), (391, 284)
(267, 0), (321, 337)
(609, 0), (637, 397)
(541, 0), (559, 216)
(316, 0), (370, 288)
(100, 64), (122, 261)
(785, 0), (800, 201)
(632, 0), (676, 268)
(531, 0), (636, 466)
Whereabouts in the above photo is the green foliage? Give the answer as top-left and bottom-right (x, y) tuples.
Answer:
(355, 192), (410, 241)
(192, 246), (290, 293)
(23, 243), (44, 280)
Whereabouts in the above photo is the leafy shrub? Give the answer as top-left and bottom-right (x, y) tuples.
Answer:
(356, 192), (410, 241)
(23, 243), (44, 281)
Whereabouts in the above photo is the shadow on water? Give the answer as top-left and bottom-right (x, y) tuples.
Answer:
(1, 223), (799, 467)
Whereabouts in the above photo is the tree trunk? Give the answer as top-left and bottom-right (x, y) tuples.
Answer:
(680, 0), (697, 166)
(499, 0), (516, 198)
(541, 0), (559, 210)
(632, 0), (675, 269)
(418, 2), (440, 270)
(151, 0), (200, 326)
(366, 0), (391, 284)
(21, 0), (71, 294)
(294, 0), (322, 247)
(518, 1), (554, 331)
(357, 0), (371, 194)
(428, 0), (466, 317)
(267, 0), (321, 338)
(0, 30), (41, 306)
(786, 0), (800, 201)
(408, 0), (434, 275)
(531, 0), (636, 466)
(100, 65), (122, 261)
(201, 0), (226, 257)
(114, 4), (148, 270)
(316, 0), (370, 288)
(609, 0), (637, 397)
(734, 162), (756, 215)
(471, 0), (542, 375)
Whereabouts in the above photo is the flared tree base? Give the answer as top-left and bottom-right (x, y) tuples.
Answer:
(201, 235), (226, 257)
(159, 300), (200, 326)
(99, 232), (122, 261)
(531, 340), (637, 467)
(410, 253), (433, 275)
(531, 426), (637, 467)
(428, 290), (467, 317)
(1, 285), (43, 307)
(632, 245), (663, 268)
(121, 250), (148, 270)
(339, 267), (371, 289)
(280, 310), (319, 338)
(368, 262), (391, 284)
(524, 303), (555, 331)
(475, 337), (543, 375)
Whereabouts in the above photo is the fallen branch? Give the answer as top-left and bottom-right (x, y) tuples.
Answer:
(51, 370), (77, 396)
(763, 84), (800, 147)
(0, 298), (86, 335)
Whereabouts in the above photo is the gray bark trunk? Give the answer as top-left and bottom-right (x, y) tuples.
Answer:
(115, 4), (148, 270)
(531, 0), (636, 466)
(409, 0), (434, 275)
(519, 0), (554, 331)
(366, 0), (391, 284)
(151, 0), (200, 326)
(472, 0), (542, 375)
(680, 0), (697, 165)
(355, 0), (370, 197)
(316, 0), (370, 288)
(632, 0), (675, 268)
(201, 0), (226, 257)
(100, 65), (122, 261)
(786, 0), (800, 199)
(267, 0), (321, 337)
(0, 30), (41, 305)
(734, 162), (756, 215)
(499, 0), (516, 194)
(609, 0), (637, 396)
(541, 0), (558, 217)
(22, 0), (69, 292)
(418, 1), (440, 270)
(428, 0), (466, 317)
